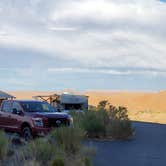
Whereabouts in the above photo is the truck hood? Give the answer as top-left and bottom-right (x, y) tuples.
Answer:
(28, 112), (69, 119)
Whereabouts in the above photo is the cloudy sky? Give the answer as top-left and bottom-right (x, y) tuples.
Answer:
(0, 0), (166, 91)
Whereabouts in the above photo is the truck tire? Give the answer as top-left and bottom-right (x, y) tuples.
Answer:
(22, 127), (32, 141)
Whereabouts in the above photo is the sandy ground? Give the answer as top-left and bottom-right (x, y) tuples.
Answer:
(9, 90), (166, 124)
(86, 91), (166, 124)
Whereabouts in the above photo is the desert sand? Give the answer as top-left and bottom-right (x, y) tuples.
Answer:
(86, 91), (166, 124)
(9, 90), (166, 124)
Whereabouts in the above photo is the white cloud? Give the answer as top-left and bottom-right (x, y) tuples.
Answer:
(48, 26), (77, 31)
(0, 0), (166, 75)
(47, 67), (166, 77)
(47, 67), (131, 75)
(0, 31), (7, 37)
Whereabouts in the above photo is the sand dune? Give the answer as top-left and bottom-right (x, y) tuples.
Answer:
(8, 90), (166, 123)
(9, 90), (166, 112)
(86, 91), (166, 112)
(9, 91), (53, 100)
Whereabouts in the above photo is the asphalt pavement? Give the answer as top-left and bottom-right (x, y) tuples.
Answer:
(87, 122), (166, 166)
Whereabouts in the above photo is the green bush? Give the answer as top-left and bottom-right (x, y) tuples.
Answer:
(50, 126), (84, 154)
(107, 106), (134, 139)
(97, 100), (109, 111)
(80, 110), (107, 138)
(107, 119), (134, 139)
(81, 146), (96, 166)
(10, 125), (94, 166)
(109, 106), (129, 120)
(50, 156), (65, 166)
(80, 146), (96, 158)
(24, 138), (56, 165)
(71, 100), (134, 139)
(70, 110), (84, 128)
(0, 130), (9, 160)
(24, 160), (40, 166)
(84, 157), (93, 166)
(71, 105), (110, 138)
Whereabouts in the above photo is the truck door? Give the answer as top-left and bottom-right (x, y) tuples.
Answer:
(0, 101), (5, 128)
(0, 100), (13, 130)
(11, 101), (23, 131)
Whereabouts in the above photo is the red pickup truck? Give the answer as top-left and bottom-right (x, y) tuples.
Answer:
(0, 100), (73, 141)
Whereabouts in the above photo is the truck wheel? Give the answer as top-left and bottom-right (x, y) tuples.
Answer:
(22, 127), (32, 141)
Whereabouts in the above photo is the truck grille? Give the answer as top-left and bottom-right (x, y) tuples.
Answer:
(47, 118), (70, 127)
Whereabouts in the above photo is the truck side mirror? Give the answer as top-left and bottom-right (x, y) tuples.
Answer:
(12, 108), (23, 115)
(12, 108), (18, 114)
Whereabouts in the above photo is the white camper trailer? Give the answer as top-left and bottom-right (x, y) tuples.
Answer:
(59, 93), (88, 112)
(34, 91), (88, 113)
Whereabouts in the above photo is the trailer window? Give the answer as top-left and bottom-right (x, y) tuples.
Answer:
(64, 104), (82, 110)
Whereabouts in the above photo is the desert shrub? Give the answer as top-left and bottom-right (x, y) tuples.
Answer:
(50, 126), (84, 154)
(71, 103), (110, 138)
(24, 138), (56, 165)
(84, 157), (93, 166)
(80, 146), (96, 158)
(109, 106), (129, 120)
(0, 130), (9, 160)
(49, 127), (95, 166)
(50, 156), (65, 166)
(97, 109), (110, 129)
(24, 160), (40, 166)
(64, 152), (95, 166)
(107, 119), (134, 139)
(81, 146), (96, 166)
(97, 100), (109, 111)
(10, 126), (94, 166)
(107, 106), (134, 139)
(12, 138), (65, 166)
(80, 110), (107, 138)
(88, 105), (97, 111)
(70, 102), (110, 138)
(70, 100), (134, 139)
(70, 110), (84, 128)
(60, 145), (96, 166)
(71, 100), (134, 139)
(64, 154), (84, 166)
(71, 105), (110, 138)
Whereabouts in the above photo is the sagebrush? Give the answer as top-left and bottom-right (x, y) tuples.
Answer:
(71, 100), (134, 139)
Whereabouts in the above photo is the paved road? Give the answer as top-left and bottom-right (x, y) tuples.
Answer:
(87, 122), (166, 166)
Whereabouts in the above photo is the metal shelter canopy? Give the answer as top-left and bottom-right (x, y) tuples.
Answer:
(33, 94), (60, 104)
(0, 90), (15, 99)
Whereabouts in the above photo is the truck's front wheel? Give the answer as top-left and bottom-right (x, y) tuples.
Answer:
(22, 127), (32, 141)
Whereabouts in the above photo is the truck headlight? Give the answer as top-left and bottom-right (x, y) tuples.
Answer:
(68, 115), (73, 125)
(32, 118), (44, 127)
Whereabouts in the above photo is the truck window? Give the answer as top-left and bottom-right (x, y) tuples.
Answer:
(12, 102), (23, 111)
(2, 101), (12, 112)
(20, 101), (56, 112)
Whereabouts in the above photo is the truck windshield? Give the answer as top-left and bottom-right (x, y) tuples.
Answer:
(20, 101), (56, 112)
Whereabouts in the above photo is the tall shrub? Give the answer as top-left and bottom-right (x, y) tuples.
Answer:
(0, 130), (9, 160)
(107, 105), (134, 139)
(81, 110), (107, 138)
(50, 126), (84, 154)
